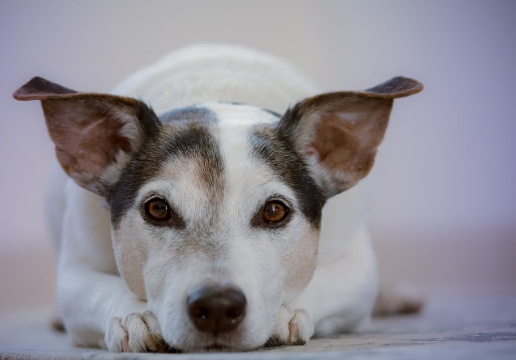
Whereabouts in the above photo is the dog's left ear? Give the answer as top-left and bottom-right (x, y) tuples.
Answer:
(278, 77), (423, 198)
(13, 77), (161, 197)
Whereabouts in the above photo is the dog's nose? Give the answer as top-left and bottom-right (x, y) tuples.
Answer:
(187, 285), (247, 334)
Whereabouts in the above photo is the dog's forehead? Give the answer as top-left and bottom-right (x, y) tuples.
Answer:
(109, 103), (323, 228)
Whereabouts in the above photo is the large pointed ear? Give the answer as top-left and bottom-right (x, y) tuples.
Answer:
(278, 77), (423, 198)
(13, 77), (161, 196)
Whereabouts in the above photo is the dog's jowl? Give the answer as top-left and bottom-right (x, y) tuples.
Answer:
(13, 45), (422, 352)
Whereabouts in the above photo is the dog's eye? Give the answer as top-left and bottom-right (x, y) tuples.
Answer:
(261, 200), (290, 224)
(144, 198), (171, 221)
(142, 197), (186, 228)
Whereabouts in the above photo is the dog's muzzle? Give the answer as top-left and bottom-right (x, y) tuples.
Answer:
(187, 285), (247, 335)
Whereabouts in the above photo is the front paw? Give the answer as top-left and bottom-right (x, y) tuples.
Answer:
(105, 310), (167, 352)
(267, 305), (313, 347)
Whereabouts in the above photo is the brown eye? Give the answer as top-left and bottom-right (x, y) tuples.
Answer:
(262, 200), (289, 224)
(145, 198), (171, 221)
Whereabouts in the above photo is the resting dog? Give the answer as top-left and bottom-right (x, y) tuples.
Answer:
(13, 45), (422, 352)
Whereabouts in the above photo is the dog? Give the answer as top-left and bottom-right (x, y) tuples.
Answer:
(13, 45), (423, 352)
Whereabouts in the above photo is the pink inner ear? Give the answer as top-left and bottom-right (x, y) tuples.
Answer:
(286, 78), (420, 196)
(311, 114), (371, 171)
(44, 99), (132, 188)
(307, 108), (387, 192)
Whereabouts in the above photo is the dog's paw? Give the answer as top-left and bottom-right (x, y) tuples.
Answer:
(266, 305), (313, 347)
(105, 310), (167, 352)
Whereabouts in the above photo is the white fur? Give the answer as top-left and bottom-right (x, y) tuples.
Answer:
(112, 45), (318, 114)
(50, 45), (378, 351)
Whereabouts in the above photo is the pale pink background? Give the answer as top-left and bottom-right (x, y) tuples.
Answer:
(1, 0), (515, 319)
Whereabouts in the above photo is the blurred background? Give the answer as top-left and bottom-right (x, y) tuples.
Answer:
(1, 0), (515, 320)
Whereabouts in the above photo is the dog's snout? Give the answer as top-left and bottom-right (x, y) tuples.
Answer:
(187, 286), (247, 334)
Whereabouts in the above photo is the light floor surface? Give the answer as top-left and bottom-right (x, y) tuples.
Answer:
(1, 288), (515, 359)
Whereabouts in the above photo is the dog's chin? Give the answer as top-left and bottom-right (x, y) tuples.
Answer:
(162, 316), (271, 353)
(201, 343), (250, 353)
(170, 344), (253, 354)
(171, 338), (262, 353)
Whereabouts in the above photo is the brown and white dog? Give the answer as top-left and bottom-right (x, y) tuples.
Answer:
(13, 45), (423, 352)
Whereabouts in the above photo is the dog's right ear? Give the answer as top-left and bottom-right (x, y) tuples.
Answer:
(278, 77), (423, 198)
(13, 77), (161, 196)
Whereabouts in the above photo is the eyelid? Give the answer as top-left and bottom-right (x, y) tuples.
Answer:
(267, 195), (294, 209)
(142, 193), (165, 204)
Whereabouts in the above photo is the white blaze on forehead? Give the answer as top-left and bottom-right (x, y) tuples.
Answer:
(206, 103), (297, 218)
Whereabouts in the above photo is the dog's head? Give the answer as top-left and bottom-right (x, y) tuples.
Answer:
(14, 76), (422, 351)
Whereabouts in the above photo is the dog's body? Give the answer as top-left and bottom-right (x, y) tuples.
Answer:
(15, 45), (422, 352)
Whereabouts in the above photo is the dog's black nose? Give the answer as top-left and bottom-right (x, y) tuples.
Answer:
(187, 286), (247, 334)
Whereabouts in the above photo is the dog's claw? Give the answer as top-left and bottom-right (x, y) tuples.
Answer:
(105, 310), (167, 352)
(267, 305), (313, 347)
(288, 318), (306, 345)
